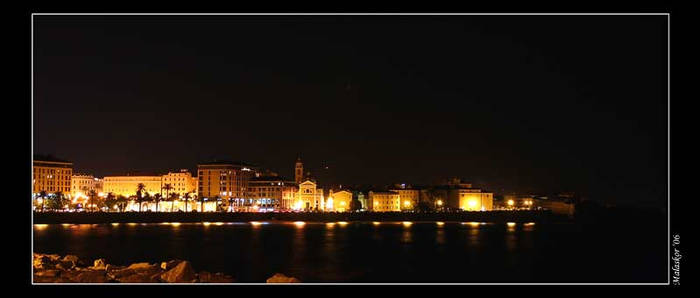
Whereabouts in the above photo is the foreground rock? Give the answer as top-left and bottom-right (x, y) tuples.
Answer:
(33, 253), (235, 283)
(159, 261), (196, 283)
(266, 273), (301, 283)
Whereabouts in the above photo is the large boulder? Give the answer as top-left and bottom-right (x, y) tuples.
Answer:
(55, 261), (75, 271)
(105, 264), (124, 272)
(266, 273), (301, 283)
(63, 255), (80, 264)
(197, 271), (235, 283)
(160, 261), (196, 283)
(33, 255), (55, 270)
(127, 262), (156, 270)
(93, 258), (107, 270)
(161, 260), (183, 271)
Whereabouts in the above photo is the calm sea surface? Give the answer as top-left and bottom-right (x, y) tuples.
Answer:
(33, 221), (667, 283)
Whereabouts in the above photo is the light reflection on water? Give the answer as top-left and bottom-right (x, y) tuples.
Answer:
(32, 221), (667, 283)
(38, 221), (644, 283)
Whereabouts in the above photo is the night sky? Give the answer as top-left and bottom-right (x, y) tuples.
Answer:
(33, 15), (668, 207)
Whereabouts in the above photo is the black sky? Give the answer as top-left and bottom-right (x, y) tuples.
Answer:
(33, 15), (668, 207)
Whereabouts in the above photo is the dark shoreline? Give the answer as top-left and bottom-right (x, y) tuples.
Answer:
(33, 210), (571, 224)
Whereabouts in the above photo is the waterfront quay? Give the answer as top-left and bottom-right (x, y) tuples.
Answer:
(33, 210), (567, 224)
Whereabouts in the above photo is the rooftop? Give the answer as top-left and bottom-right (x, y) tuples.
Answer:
(250, 176), (292, 182)
(33, 154), (72, 164)
(197, 160), (258, 167)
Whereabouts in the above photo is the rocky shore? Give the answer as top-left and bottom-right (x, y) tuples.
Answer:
(33, 253), (300, 283)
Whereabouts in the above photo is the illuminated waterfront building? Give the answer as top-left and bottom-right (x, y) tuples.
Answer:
(428, 178), (494, 211)
(294, 179), (324, 211)
(390, 184), (420, 211)
(197, 160), (256, 209)
(247, 176), (296, 211)
(161, 169), (197, 197)
(70, 174), (103, 199)
(369, 191), (401, 212)
(454, 189), (493, 211)
(103, 175), (162, 197)
(33, 155), (73, 197)
(282, 187), (298, 210)
(501, 194), (536, 209)
(327, 189), (353, 212)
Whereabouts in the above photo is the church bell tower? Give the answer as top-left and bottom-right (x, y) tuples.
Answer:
(295, 157), (303, 184)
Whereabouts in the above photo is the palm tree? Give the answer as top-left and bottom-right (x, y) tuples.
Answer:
(81, 186), (89, 197)
(169, 192), (179, 212)
(183, 193), (192, 212)
(104, 192), (117, 212)
(215, 195), (223, 212)
(38, 190), (47, 212)
(53, 191), (65, 211)
(153, 193), (162, 212)
(427, 187), (443, 212)
(199, 195), (212, 213)
(141, 192), (152, 211)
(135, 183), (146, 212)
(87, 190), (98, 212)
(116, 195), (128, 212)
(162, 184), (173, 204)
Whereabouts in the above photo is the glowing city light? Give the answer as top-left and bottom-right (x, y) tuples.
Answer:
(436, 221), (445, 226)
(402, 221), (412, 227)
(250, 221), (262, 226)
(326, 222), (336, 228)
(202, 222), (211, 226)
(507, 222), (516, 227)
(373, 221), (381, 226)
(507, 199), (515, 206)
(337, 221), (348, 226)
(293, 221), (305, 227)
(436, 200), (443, 206)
